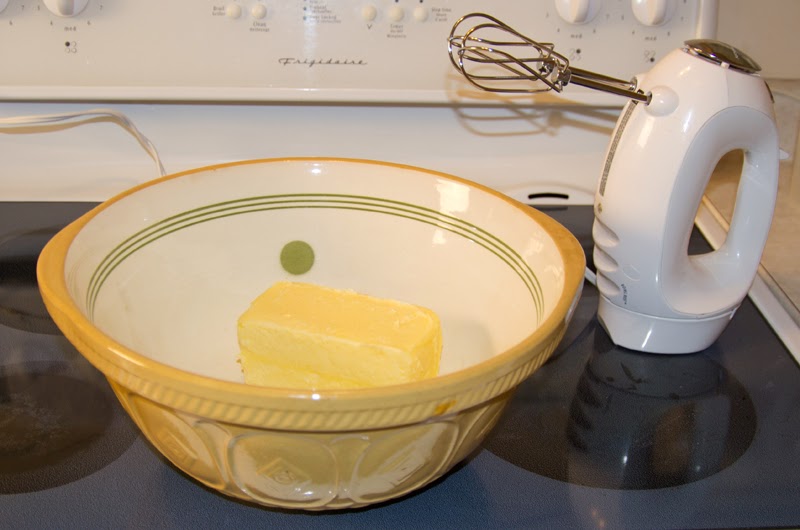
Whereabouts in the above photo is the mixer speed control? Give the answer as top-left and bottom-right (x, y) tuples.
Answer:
(42, 0), (90, 17)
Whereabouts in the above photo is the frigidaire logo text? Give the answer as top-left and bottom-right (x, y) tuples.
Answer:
(278, 57), (368, 67)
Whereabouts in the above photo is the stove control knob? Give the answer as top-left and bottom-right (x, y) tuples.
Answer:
(251, 4), (267, 20)
(225, 3), (242, 19)
(631, 0), (675, 27)
(361, 4), (377, 22)
(42, 0), (90, 17)
(554, 0), (601, 24)
(388, 5), (405, 22)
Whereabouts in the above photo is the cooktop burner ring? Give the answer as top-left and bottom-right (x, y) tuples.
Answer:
(0, 360), (139, 494)
(483, 311), (757, 490)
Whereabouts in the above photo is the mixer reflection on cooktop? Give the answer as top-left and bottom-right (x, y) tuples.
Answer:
(1, 203), (799, 529)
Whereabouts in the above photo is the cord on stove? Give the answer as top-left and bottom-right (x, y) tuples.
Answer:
(0, 108), (166, 177)
(584, 267), (597, 286)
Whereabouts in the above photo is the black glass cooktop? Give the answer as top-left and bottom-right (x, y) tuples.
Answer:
(1, 203), (799, 529)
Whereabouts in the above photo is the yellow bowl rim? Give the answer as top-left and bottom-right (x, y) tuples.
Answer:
(37, 157), (586, 424)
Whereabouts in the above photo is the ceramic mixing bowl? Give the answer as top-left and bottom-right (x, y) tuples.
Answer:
(37, 158), (585, 510)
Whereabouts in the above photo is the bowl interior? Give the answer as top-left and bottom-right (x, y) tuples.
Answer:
(63, 159), (567, 383)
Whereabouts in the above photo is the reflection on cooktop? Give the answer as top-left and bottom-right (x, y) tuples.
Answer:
(0, 361), (139, 494)
(0, 227), (63, 334)
(0, 203), (140, 494)
(483, 304), (756, 490)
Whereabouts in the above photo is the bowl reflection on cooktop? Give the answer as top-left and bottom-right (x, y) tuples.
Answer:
(483, 318), (756, 490)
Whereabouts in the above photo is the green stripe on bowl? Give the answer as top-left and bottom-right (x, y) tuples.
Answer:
(85, 194), (544, 322)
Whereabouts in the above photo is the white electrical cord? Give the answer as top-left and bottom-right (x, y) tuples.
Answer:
(0, 108), (166, 177)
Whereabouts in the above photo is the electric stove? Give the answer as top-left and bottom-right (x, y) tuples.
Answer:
(2, 1), (798, 527)
(1, 202), (798, 528)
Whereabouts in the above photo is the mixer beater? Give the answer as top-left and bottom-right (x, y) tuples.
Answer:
(447, 13), (650, 102)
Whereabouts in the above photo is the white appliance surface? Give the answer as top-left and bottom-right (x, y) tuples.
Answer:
(1, 0), (715, 203)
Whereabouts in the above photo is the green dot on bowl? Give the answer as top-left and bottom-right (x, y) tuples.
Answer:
(280, 240), (315, 275)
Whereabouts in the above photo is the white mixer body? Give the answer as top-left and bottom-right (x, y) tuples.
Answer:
(593, 46), (780, 354)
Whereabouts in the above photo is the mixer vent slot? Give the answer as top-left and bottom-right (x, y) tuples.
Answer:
(592, 218), (620, 246)
(595, 272), (621, 298)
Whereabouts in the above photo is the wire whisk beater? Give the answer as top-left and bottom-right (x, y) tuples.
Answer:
(448, 13), (650, 102)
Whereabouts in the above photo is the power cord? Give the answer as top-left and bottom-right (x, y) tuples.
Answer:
(0, 108), (166, 177)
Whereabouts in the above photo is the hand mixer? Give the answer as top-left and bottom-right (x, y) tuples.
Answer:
(449, 13), (779, 354)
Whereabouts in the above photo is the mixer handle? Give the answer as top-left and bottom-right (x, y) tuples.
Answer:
(660, 106), (780, 316)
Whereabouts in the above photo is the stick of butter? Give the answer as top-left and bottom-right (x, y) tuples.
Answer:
(237, 281), (442, 389)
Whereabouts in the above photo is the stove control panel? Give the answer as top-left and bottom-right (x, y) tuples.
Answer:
(0, 0), (717, 103)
